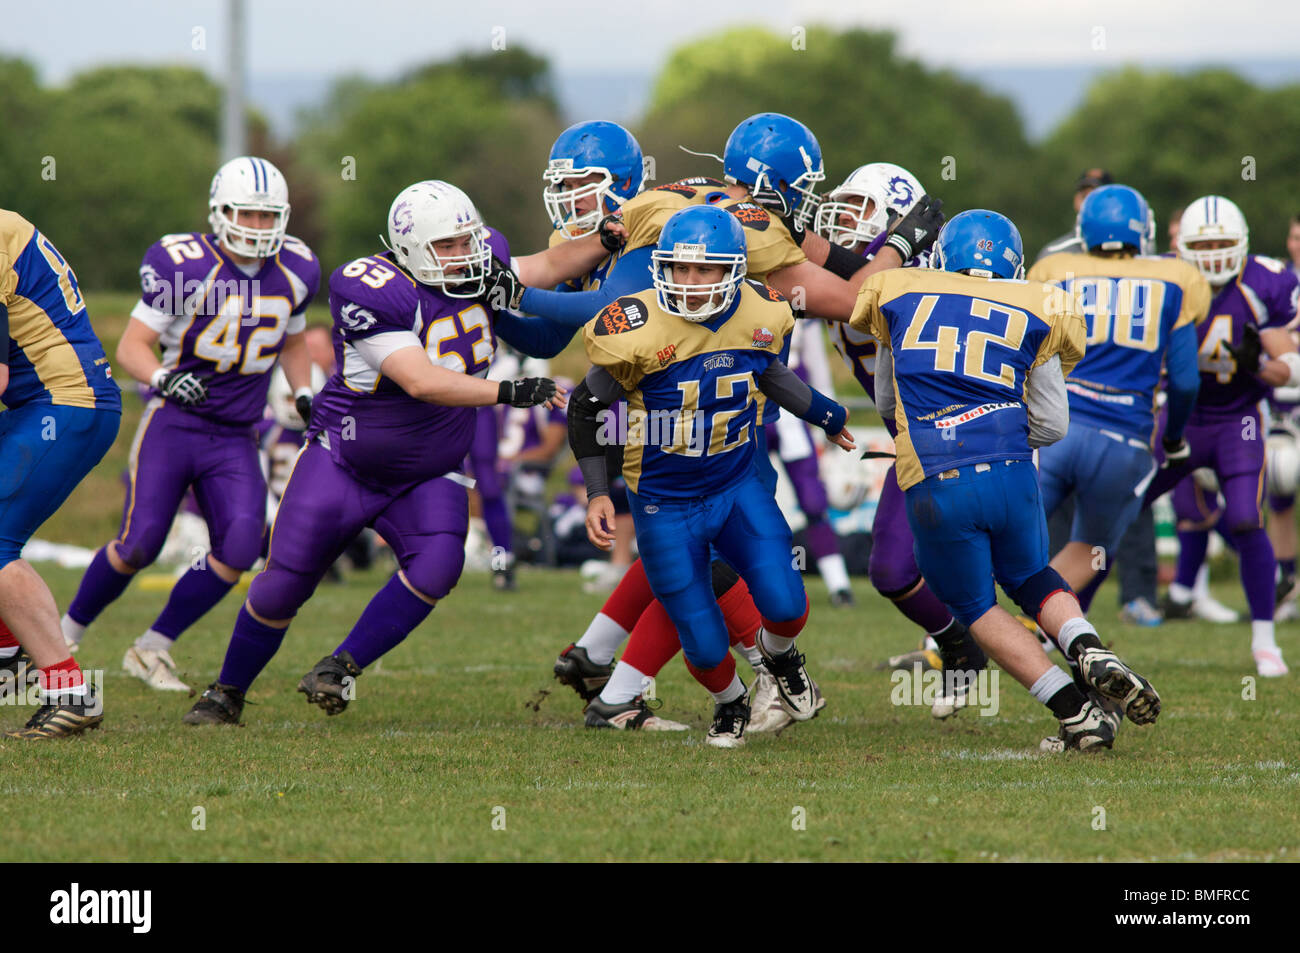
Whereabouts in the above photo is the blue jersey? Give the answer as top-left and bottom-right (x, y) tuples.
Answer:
(1028, 252), (1209, 443)
(852, 269), (1086, 490)
(583, 281), (795, 499)
(1, 210), (120, 412)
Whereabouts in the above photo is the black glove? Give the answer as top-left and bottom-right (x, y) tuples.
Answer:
(1226, 324), (1263, 376)
(1160, 436), (1191, 469)
(295, 392), (313, 426)
(498, 377), (558, 408)
(483, 256), (524, 312)
(597, 214), (625, 253)
(885, 195), (945, 262)
(778, 209), (809, 248)
(157, 370), (209, 407)
(750, 179), (792, 219)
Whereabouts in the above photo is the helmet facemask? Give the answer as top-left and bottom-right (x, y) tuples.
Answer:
(652, 242), (747, 323)
(815, 191), (887, 249)
(211, 201), (290, 259)
(1179, 236), (1248, 286)
(542, 161), (622, 239)
(408, 227), (492, 298)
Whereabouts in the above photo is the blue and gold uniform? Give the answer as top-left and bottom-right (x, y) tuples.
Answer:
(1, 210), (120, 566)
(853, 268), (1086, 624)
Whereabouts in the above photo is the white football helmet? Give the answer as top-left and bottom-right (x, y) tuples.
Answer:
(1267, 417), (1300, 499)
(814, 163), (924, 249)
(1178, 196), (1249, 286)
(208, 156), (291, 259)
(384, 181), (492, 297)
(266, 363), (327, 431)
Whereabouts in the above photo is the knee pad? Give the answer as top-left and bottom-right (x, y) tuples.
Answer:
(401, 541), (467, 602)
(1009, 566), (1072, 621)
(247, 567), (314, 621)
(680, 630), (729, 671)
(114, 525), (168, 570)
(211, 515), (266, 572)
(874, 574), (924, 602)
(0, 539), (22, 570)
(710, 559), (740, 598)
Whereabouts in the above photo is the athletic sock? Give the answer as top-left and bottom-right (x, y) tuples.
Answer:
(65, 545), (135, 635)
(1029, 666), (1084, 719)
(816, 553), (851, 594)
(480, 495), (513, 553)
(218, 605), (289, 692)
(596, 558), (654, 632)
(38, 657), (87, 704)
(335, 574), (435, 669)
(575, 613), (630, 666)
(148, 556), (236, 643)
(890, 580), (953, 634)
(136, 629), (175, 652)
(621, 601), (681, 679)
(1168, 581), (1194, 604)
(1251, 620), (1279, 653)
(599, 660), (650, 705)
(1056, 617), (1102, 659)
(709, 673), (746, 705)
(684, 652), (737, 695)
(1175, 529), (1209, 591)
(1235, 529), (1278, 622)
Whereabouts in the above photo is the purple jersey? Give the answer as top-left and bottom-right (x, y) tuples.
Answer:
(307, 229), (511, 493)
(1194, 255), (1299, 417)
(499, 400), (566, 460)
(256, 418), (306, 500)
(131, 232), (321, 426)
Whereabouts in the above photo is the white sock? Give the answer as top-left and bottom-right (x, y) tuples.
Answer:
(816, 554), (851, 593)
(1193, 563), (1211, 600)
(1029, 665), (1072, 706)
(711, 674), (746, 704)
(599, 660), (647, 705)
(1055, 617), (1098, 656)
(1251, 620), (1279, 653)
(61, 614), (87, 646)
(758, 626), (795, 656)
(136, 629), (175, 652)
(924, 635), (941, 651)
(576, 612), (629, 666)
(735, 640), (763, 671)
(0, 646), (18, 660)
(1168, 582), (1194, 605)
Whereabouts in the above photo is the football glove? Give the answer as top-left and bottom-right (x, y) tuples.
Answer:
(294, 390), (313, 426)
(1226, 324), (1263, 376)
(1161, 436), (1191, 469)
(498, 377), (558, 408)
(778, 209), (809, 248)
(750, 181), (793, 220)
(597, 214), (626, 253)
(885, 194), (945, 262)
(483, 256), (525, 312)
(154, 369), (209, 407)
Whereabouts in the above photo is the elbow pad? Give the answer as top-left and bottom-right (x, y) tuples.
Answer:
(1280, 351), (1300, 388)
(567, 378), (610, 461)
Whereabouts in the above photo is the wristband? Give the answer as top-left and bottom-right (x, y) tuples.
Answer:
(151, 368), (168, 389)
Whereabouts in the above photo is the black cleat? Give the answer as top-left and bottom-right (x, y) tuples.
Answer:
(0, 650), (31, 699)
(492, 566), (517, 591)
(829, 588), (855, 608)
(182, 682), (246, 725)
(707, 697), (751, 748)
(1040, 700), (1116, 753)
(553, 644), (614, 702)
(298, 651), (362, 716)
(583, 695), (689, 731)
(758, 640), (819, 721)
(1160, 594), (1194, 620)
(5, 691), (103, 739)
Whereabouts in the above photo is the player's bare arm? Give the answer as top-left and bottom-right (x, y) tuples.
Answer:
(1258, 326), (1300, 388)
(115, 318), (165, 384)
(380, 346), (566, 410)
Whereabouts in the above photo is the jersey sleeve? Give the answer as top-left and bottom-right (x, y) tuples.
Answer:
(849, 272), (889, 344)
(582, 295), (654, 392)
(620, 191), (684, 251)
(133, 234), (216, 332)
(1034, 284), (1087, 377)
(1176, 265), (1212, 330)
(1265, 262), (1300, 330)
(328, 258), (420, 344)
(277, 236), (322, 320)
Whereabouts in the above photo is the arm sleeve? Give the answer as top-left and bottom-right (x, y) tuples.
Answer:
(517, 247), (653, 329)
(492, 310), (579, 359)
(755, 361), (846, 435)
(874, 343), (896, 423)
(1163, 322), (1201, 443)
(1024, 354), (1069, 448)
(567, 366), (626, 499)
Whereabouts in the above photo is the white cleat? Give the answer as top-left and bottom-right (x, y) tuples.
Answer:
(1253, 648), (1289, 678)
(746, 670), (793, 733)
(122, 646), (191, 692)
(1192, 595), (1240, 624)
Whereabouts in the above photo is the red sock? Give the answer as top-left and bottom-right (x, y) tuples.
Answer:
(718, 576), (761, 647)
(0, 617), (18, 649)
(598, 558), (654, 631)
(38, 657), (84, 693)
(761, 593), (811, 639)
(621, 599), (682, 676)
(684, 652), (737, 694)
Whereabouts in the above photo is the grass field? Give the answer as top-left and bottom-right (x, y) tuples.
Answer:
(2, 564), (1296, 862)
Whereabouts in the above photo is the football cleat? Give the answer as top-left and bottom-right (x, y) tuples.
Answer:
(0, 650), (30, 695)
(1039, 700), (1116, 753)
(122, 645), (191, 692)
(829, 588), (855, 608)
(298, 651), (362, 716)
(1075, 646), (1160, 725)
(5, 692), (103, 740)
(758, 639), (820, 721)
(492, 566), (517, 591)
(1276, 573), (1297, 609)
(1119, 597), (1163, 627)
(553, 644), (614, 702)
(930, 626), (987, 720)
(182, 682), (246, 725)
(583, 695), (689, 731)
(1253, 647), (1289, 678)
(747, 669), (826, 733)
(878, 646), (942, 672)
(706, 697), (751, 748)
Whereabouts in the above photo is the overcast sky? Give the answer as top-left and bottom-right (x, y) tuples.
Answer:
(9, 0), (1299, 80)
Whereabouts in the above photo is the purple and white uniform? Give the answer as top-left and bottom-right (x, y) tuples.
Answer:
(1147, 255), (1300, 622)
(115, 232), (320, 570)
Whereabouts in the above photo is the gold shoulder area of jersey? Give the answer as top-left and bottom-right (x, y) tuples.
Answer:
(593, 295), (651, 336)
(728, 202), (771, 230)
(653, 177), (726, 196)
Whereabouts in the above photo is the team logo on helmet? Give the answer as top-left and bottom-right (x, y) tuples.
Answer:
(886, 176), (915, 207)
(392, 201), (415, 237)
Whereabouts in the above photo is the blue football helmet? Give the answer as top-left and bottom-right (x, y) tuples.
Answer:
(543, 120), (644, 239)
(651, 206), (748, 322)
(722, 113), (825, 226)
(934, 210), (1025, 279)
(1077, 184), (1150, 253)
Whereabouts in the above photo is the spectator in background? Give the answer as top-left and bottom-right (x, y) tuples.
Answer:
(1034, 168), (1114, 260)
(1168, 207), (1185, 253)
(305, 324), (335, 376)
